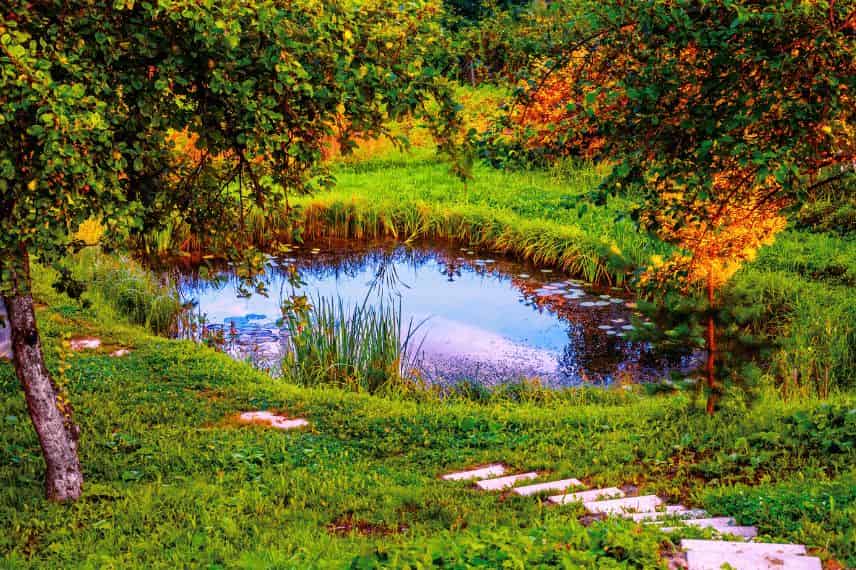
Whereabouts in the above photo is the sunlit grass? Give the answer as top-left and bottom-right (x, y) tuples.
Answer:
(66, 249), (183, 335)
(1, 301), (853, 566)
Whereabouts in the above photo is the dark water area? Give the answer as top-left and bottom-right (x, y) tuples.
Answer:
(169, 239), (699, 387)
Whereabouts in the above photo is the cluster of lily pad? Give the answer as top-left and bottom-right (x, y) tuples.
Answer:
(520, 277), (659, 338)
(457, 247), (496, 266)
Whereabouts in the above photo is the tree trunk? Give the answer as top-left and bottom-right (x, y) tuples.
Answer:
(3, 251), (83, 501)
(705, 275), (717, 415)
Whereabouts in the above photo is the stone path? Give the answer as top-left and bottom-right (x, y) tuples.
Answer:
(70, 337), (102, 351)
(237, 411), (309, 430)
(440, 463), (822, 569)
(475, 472), (537, 491)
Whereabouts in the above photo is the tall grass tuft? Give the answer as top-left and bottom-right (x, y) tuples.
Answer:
(69, 249), (183, 335)
(281, 294), (425, 394)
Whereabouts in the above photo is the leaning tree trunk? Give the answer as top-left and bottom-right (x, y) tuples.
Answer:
(3, 250), (83, 501)
(705, 275), (717, 416)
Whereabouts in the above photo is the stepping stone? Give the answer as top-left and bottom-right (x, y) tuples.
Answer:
(610, 298), (623, 304)
(548, 487), (625, 505)
(475, 472), (539, 491)
(70, 337), (101, 351)
(598, 325), (613, 330)
(512, 478), (583, 497)
(660, 518), (757, 539)
(630, 506), (706, 521)
(579, 301), (597, 307)
(238, 411), (309, 431)
(110, 348), (131, 357)
(519, 274), (530, 279)
(585, 494), (663, 515)
(681, 540), (820, 570)
(442, 464), (506, 481)
(621, 325), (635, 331)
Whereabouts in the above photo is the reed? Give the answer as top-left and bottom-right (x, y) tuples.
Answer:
(281, 294), (426, 394)
(297, 196), (647, 285)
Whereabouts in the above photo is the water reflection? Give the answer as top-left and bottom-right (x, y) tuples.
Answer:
(168, 240), (697, 386)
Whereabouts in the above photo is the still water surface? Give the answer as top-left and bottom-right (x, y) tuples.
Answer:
(172, 240), (694, 386)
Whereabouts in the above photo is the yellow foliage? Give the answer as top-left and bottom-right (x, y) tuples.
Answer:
(641, 169), (788, 291)
(75, 219), (104, 245)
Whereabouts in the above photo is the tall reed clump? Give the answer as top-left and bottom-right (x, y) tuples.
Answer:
(281, 294), (425, 394)
(70, 249), (183, 335)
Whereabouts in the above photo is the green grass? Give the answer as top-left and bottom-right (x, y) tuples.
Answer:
(1, 85), (853, 567)
(0, 295), (853, 567)
(295, 159), (665, 285)
(51, 249), (184, 336)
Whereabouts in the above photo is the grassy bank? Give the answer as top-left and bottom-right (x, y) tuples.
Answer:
(290, 152), (853, 394)
(296, 160), (657, 285)
(1, 283), (854, 567)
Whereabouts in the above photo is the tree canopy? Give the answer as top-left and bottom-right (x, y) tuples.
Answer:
(1, 0), (465, 500)
(503, 0), (854, 410)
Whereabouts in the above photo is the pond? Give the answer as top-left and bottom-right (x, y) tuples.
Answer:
(170, 240), (698, 387)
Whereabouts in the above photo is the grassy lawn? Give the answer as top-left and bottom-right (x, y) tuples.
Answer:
(1, 87), (853, 568)
(0, 268), (853, 567)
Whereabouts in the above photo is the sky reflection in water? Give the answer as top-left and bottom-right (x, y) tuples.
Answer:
(175, 241), (692, 386)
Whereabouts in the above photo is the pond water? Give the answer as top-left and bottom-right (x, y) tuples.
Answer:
(170, 240), (697, 387)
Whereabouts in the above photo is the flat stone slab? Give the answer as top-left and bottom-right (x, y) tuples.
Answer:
(111, 348), (131, 357)
(512, 478), (584, 497)
(682, 540), (819, 570)
(475, 472), (538, 491)
(548, 487), (625, 505)
(584, 494), (663, 515)
(661, 518), (757, 539)
(631, 506), (704, 521)
(442, 464), (506, 481)
(70, 337), (101, 351)
(238, 411), (309, 430)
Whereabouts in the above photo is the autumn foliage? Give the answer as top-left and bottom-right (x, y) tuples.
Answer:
(506, 0), (854, 409)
